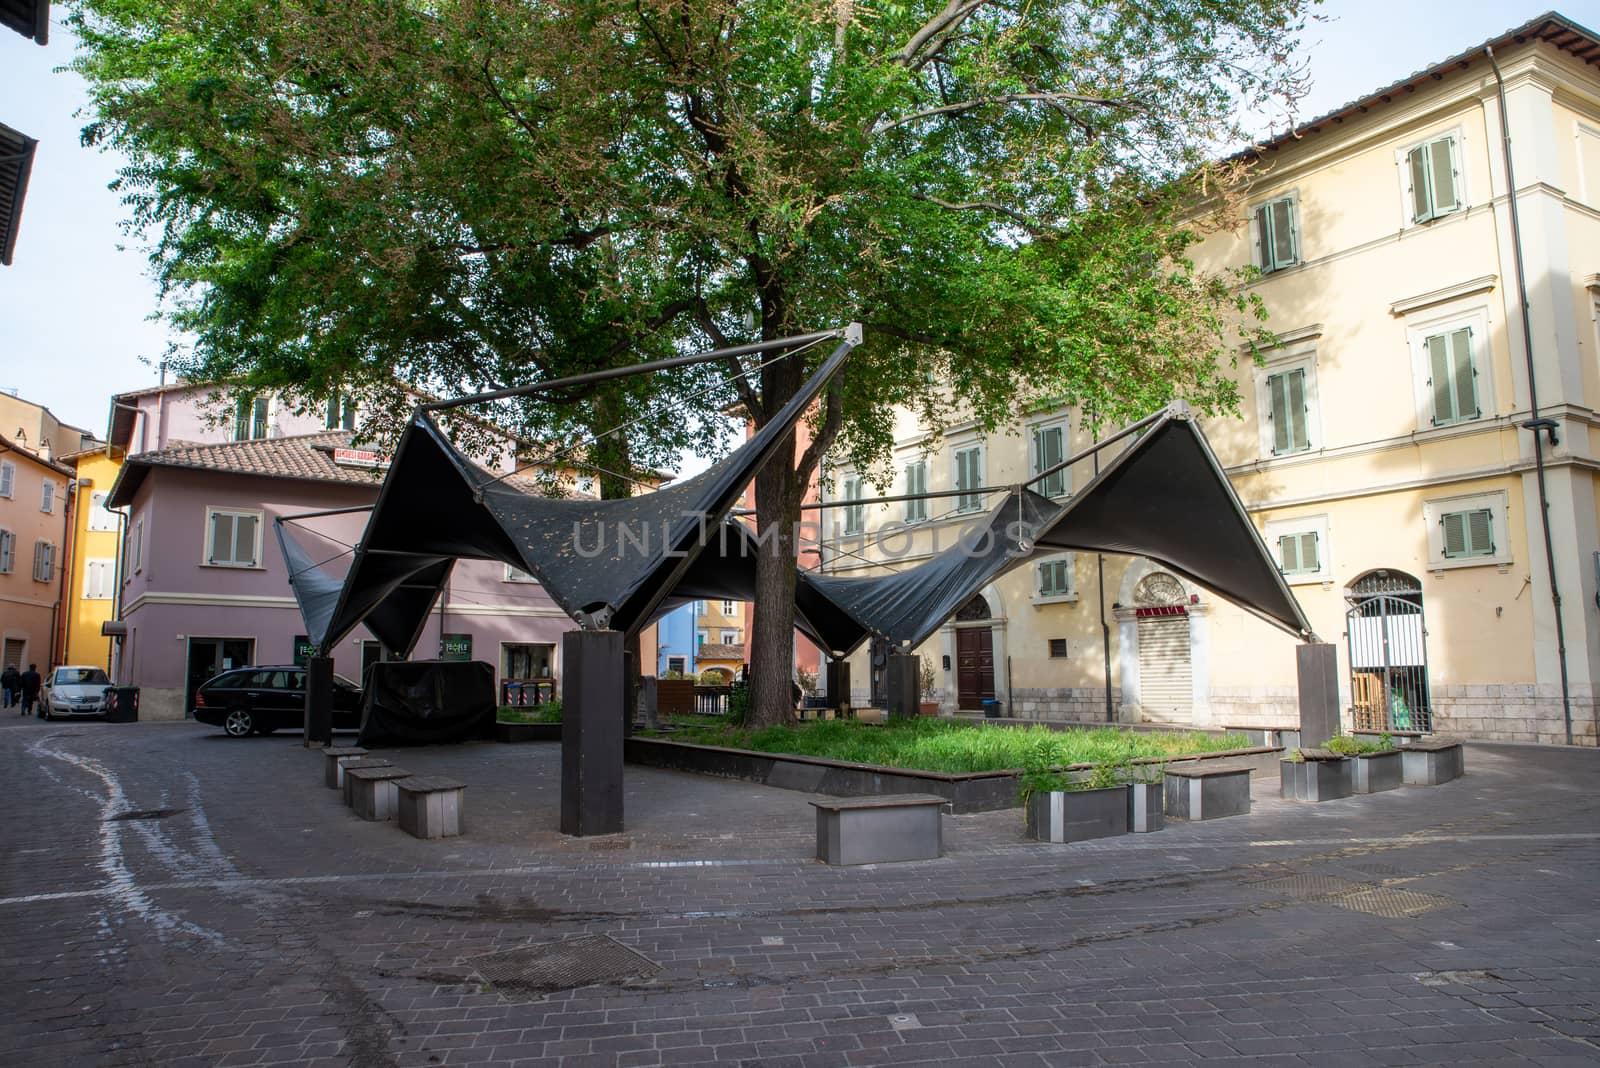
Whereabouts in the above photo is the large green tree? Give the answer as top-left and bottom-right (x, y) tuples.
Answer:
(72, 0), (1314, 724)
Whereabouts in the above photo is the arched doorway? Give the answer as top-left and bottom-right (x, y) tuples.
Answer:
(954, 594), (996, 710)
(1134, 572), (1192, 720)
(1345, 569), (1432, 731)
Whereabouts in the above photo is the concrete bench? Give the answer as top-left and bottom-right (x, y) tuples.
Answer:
(1164, 762), (1252, 820)
(1280, 749), (1352, 802)
(395, 777), (466, 839)
(1402, 737), (1465, 785)
(323, 747), (371, 790)
(345, 765), (412, 821)
(1222, 725), (1300, 749)
(810, 794), (945, 865)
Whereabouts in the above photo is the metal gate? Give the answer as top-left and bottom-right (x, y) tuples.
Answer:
(1345, 573), (1432, 732)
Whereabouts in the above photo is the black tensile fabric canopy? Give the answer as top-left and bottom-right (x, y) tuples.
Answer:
(280, 338), (856, 656)
(800, 409), (1312, 653)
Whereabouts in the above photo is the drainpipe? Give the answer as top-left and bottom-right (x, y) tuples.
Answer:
(1090, 408), (1114, 722)
(1486, 45), (1574, 746)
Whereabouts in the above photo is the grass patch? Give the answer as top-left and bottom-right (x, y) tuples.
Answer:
(648, 717), (1248, 775)
(497, 701), (562, 724)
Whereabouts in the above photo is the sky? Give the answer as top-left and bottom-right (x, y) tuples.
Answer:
(3, 0), (1598, 446)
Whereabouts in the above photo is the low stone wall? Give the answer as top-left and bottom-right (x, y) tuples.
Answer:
(1430, 684), (1598, 746)
(625, 737), (1284, 813)
(136, 687), (187, 722)
(1007, 687), (1124, 721)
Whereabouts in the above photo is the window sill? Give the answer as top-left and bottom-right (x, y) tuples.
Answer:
(202, 563), (266, 571)
(1280, 572), (1331, 587)
(1032, 594), (1079, 606)
(1427, 556), (1511, 574)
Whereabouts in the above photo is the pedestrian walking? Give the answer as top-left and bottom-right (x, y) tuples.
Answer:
(19, 664), (42, 717)
(1, 664), (18, 711)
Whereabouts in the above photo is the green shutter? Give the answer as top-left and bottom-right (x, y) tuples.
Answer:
(1428, 137), (1458, 214)
(1427, 334), (1454, 424)
(1287, 368), (1308, 450)
(1441, 512), (1468, 557)
(1407, 146), (1432, 223)
(1254, 203), (1271, 270)
(1035, 426), (1065, 496)
(1269, 372), (1288, 454)
(1299, 532), (1319, 572)
(1467, 508), (1493, 555)
(1269, 369), (1308, 454)
(1278, 534), (1299, 573)
(1449, 327), (1477, 419)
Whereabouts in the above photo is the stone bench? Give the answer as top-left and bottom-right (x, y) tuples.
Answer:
(1280, 749), (1352, 802)
(1164, 762), (1252, 820)
(395, 777), (466, 839)
(1223, 725), (1300, 749)
(323, 747), (371, 790)
(810, 794), (945, 865)
(1402, 737), (1464, 785)
(345, 765), (412, 821)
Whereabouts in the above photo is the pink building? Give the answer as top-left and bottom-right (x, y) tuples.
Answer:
(105, 385), (574, 720)
(0, 432), (72, 675)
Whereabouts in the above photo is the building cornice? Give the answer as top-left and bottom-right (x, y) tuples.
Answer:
(1389, 275), (1499, 317)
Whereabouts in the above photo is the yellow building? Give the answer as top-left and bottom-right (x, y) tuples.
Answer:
(59, 447), (123, 671)
(694, 598), (746, 680)
(819, 13), (1600, 746)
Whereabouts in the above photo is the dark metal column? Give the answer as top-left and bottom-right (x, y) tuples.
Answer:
(561, 629), (625, 836)
(824, 656), (851, 714)
(885, 652), (919, 719)
(1296, 643), (1340, 749)
(303, 655), (334, 747)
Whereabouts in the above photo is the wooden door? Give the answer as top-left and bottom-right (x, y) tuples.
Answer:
(956, 627), (995, 710)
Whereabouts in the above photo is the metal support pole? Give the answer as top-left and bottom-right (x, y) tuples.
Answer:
(561, 629), (625, 836)
(303, 655), (335, 747)
(1296, 643), (1341, 749)
(825, 655), (851, 715)
(885, 651), (919, 720)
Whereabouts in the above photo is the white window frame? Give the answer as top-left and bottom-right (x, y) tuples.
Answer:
(1396, 128), (1467, 229)
(720, 629), (738, 645)
(1405, 305), (1494, 434)
(0, 459), (13, 498)
(841, 474), (865, 534)
(503, 563), (539, 583)
(1248, 191), (1300, 274)
(1252, 334), (1322, 460)
(720, 599), (736, 616)
(667, 656), (687, 675)
(233, 394), (274, 441)
(87, 491), (118, 532)
(33, 540), (55, 583)
(203, 507), (264, 568)
(1423, 490), (1511, 571)
(84, 558), (116, 600)
(952, 441), (985, 514)
(902, 459), (928, 523)
(132, 517), (145, 574)
(1263, 514), (1332, 586)
(0, 529), (14, 574)
(1032, 552), (1077, 605)
(40, 479), (55, 514)
(1028, 417), (1069, 499)
(324, 395), (357, 431)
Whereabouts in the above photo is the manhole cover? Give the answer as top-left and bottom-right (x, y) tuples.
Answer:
(1254, 874), (1363, 900)
(467, 935), (658, 998)
(1334, 887), (1453, 919)
(108, 808), (184, 822)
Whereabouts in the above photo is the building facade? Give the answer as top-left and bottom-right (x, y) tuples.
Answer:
(0, 433), (71, 674)
(57, 447), (123, 671)
(818, 14), (1600, 746)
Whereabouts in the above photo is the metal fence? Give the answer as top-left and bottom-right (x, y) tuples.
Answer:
(1345, 591), (1433, 732)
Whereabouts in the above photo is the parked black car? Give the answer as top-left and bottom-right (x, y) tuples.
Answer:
(194, 665), (362, 737)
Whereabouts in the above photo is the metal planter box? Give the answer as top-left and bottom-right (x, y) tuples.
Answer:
(1127, 781), (1165, 833)
(1279, 757), (1353, 802)
(1026, 786), (1129, 843)
(1351, 750), (1401, 793)
(1402, 742), (1465, 785)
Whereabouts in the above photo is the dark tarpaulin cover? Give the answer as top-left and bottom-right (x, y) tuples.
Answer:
(801, 411), (1311, 653)
(356, 660), (496, 747)
(284, 337), (854, 655)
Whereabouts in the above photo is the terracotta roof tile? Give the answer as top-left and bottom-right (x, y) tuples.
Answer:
(107, 430), (385, 507)
(696, 643), (745, 660)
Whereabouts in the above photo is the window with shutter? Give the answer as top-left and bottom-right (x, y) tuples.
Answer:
(325, 395), (356, 431)
(0, 529), (14, 573)
(88, 492), (118, 532)
(1441, 508), (1494, 558)
(955, 447), (983, 512)
(0, 460), (13, 498)
(1037, 557), (1073, 597)
(904, 462), (928, 521)
(1253, 197), (1298, 272)
(235, 396), (270, 440)
(34, 541), (54, 582)
(842, 477), (864, 534)
(1267, 367), (1310, 455)
(1425, 327), (1478, 425)
(85, 559), (115, 600)
(40, 480), (54, 513)
(1276, 531), (1320, 575)
(207, 509), (261, 566)
(1406, 136), (1462, 223)
(1032, 424), (1067, 497)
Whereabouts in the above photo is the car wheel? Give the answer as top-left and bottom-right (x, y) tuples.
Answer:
(223, 708), (255, 737)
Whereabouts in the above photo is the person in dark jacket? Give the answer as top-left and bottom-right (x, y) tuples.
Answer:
(1, 665), (18, 711)
(19, 664), (42, 717)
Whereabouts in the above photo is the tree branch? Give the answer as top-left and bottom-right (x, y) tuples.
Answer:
(874, 91), (1140, 134)
(895, 1), (991, 69)
(908, 192), (1046, 236)
(795, 376), (844, 488)
(694, 299), (763, 420)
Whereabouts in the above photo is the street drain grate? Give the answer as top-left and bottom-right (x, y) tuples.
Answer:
(467, 935), (658, 998)
(108, 808), (184, 822)
(1333, 887), (1453, 919)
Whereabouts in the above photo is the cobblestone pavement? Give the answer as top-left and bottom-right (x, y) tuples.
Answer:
(2, 716), (1597, 1067)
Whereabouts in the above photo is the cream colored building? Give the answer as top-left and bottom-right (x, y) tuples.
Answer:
(819, 13), (1600, 746)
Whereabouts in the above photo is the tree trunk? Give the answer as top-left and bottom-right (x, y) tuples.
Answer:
(748, 434), (803, 727)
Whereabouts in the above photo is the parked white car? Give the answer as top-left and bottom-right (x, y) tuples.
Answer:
(42, 666), (113, 720)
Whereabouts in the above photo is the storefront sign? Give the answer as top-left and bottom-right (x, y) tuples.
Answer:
(440, 633), (473, 660)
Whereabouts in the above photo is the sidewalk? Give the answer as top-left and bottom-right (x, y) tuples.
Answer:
(2, 717), (1596, 1066)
